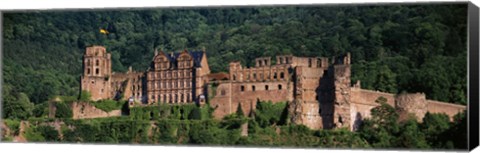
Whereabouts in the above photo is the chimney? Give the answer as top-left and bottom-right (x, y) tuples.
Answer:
(154, 48), (158, 56)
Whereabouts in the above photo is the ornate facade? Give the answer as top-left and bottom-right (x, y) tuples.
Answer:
(80, 46), (210, 104)
(80, 46), (465, 131)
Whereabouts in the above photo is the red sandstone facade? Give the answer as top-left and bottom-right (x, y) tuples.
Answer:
(209, 53), (466, 131)
(80, 46), (210, 105)
(81, 46), (465, 131)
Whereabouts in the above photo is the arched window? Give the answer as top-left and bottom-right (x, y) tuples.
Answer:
(180, 94), (184, 103)
(278, 84), (282, 90)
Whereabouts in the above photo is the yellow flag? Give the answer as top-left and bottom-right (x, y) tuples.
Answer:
(100, 29), (109, 34)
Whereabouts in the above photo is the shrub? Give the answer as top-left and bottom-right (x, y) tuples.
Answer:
(92, 100), (125, 112)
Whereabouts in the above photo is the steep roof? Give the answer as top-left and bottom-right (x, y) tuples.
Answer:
(162, 50), (205, 68)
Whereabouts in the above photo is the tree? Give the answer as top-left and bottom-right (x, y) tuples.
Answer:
(236, 103), (244, 117)
(3, 92), (34, 120)
(358, 96), (400, 148)
(79, 90), (92, 102)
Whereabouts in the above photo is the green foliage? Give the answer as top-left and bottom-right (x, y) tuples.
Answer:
(2, 91), (34, 120)
(4, 119), (21, 135)
(2, 5), (467, 112)
(236, 103), (245, 117)
(24, 125), (45, 142)
(32, 102), (49, 118)
(79, 90), (92, 102)
(36, 125), (60, 142)
(54, 102), (72, 118)
(91, 100), (126, 112)
(254, 101), (288, 127)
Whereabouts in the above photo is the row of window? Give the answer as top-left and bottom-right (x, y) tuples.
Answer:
(149, 71), (193, 79)
(86, 68), (100, 75)
(150, 93), (191, 103)
(86, 59), (101, 66)
(232, 72), (285, 81)
(239, 84), (283, 92)
(149, 80), (192, 89)
(154, 61), (192, 70)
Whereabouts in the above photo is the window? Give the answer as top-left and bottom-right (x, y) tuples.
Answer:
(253, 73), (256, 79)
(95, 68), (99, 75)
(278, 84), (282, 90)
(241, 86), (245, 92)
(265, 85), (269, 90)
(264, 59), (268, 65)
(280, 72), (284, 79)
(96, 60), (99, 66)
(252, 85), (256, 91)
(309, 59), (312, 67)
(87, 60), (90, 66)
(286, 58), (289, 64)
(87, 68), (90, 74)
(180, 94), (184, 102)
(273, 73), (277, 79)
(233, 74), (236, 81)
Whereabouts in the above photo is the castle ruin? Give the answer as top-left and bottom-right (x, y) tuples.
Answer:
(80, 46), (466, 131)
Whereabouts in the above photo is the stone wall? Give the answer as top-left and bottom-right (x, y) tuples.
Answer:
(210, 80), (293, 119)
(427, 100), (466, 121)
(71, 102), (122, 119)
(395, 93), (428, 122)
(332, 64), (352, 129)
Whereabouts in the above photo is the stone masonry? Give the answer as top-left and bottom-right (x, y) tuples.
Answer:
(81, 46), (466, 131)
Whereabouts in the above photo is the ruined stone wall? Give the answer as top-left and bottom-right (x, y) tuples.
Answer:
(332, 64), (352, 129)
(427, 100), (466, 120)
(288, 66), (325, 130)
(289, 100), (323, 129)
(81, 76), (111, 101)
(395, 93), (428, 122)
(210, 80), (293, 119)
(71, 102), (122, 119)
(349, 88), (396, 131)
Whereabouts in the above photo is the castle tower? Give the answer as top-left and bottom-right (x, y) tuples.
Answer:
(332, 52), (352, 130)
(80, 46), (112, 101)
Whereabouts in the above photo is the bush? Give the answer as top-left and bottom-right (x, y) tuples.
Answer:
(55, 102), (72, 118)
(4, 119), (20, 135)
(79, 90), (91, 102)
(92, 100), (125, 112)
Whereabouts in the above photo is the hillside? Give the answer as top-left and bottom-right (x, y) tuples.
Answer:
(2, 4), (468, 121)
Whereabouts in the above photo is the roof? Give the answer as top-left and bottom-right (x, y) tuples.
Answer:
(160, 50), (205, 68)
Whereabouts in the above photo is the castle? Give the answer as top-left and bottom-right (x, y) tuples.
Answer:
(81, 46), (210, 105)
(80, 46), (466, 131)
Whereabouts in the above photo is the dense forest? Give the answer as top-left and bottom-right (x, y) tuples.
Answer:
(1, 3), (468, 149)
